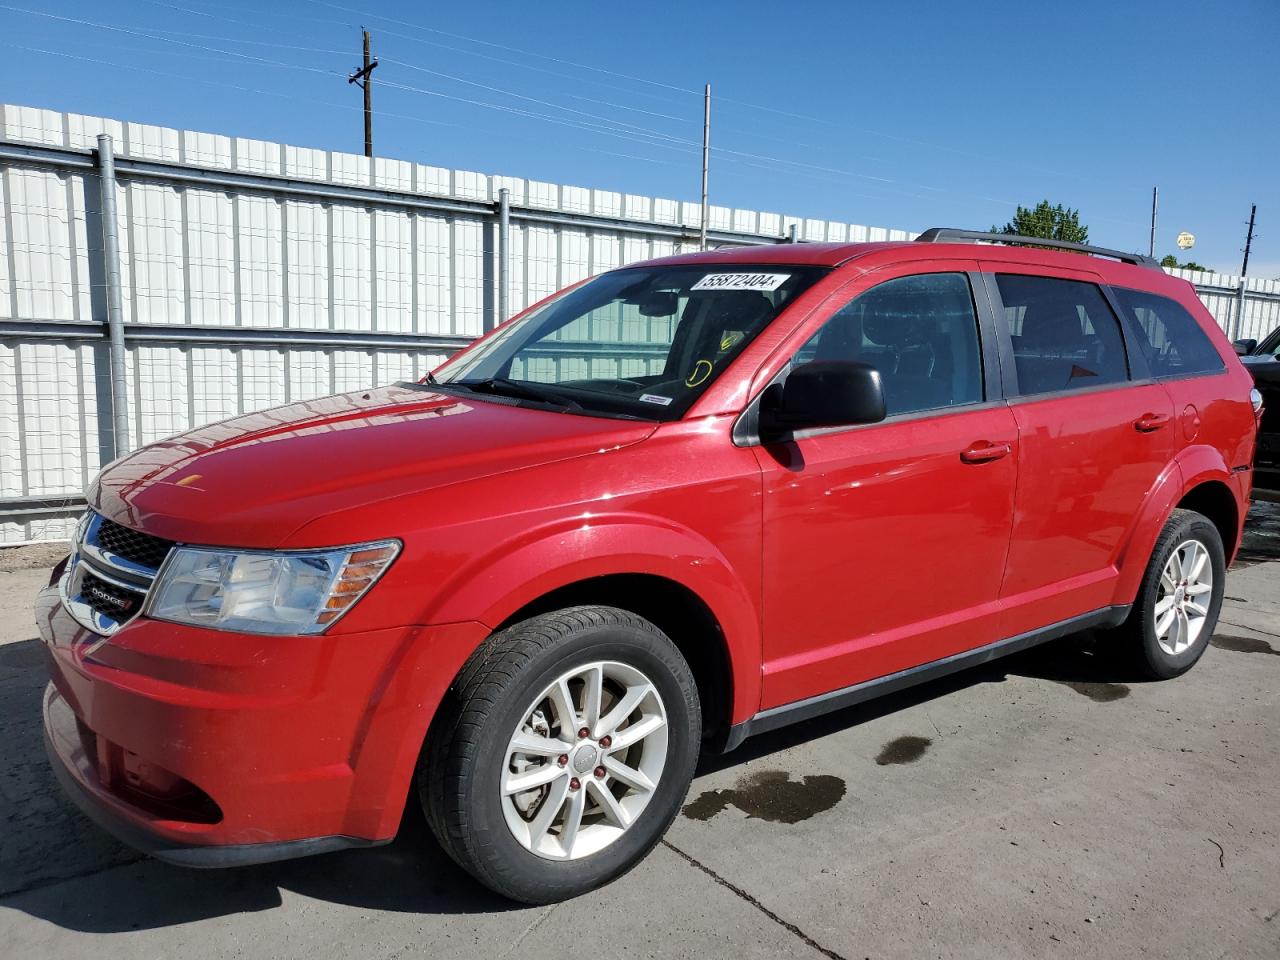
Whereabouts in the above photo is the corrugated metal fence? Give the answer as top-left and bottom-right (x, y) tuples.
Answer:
(1, 103), (1277, 543)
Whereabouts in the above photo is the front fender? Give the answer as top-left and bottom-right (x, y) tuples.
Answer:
(423, 513), (763, 726)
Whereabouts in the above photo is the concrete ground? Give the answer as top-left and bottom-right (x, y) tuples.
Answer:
(1, 506), (1277, 959)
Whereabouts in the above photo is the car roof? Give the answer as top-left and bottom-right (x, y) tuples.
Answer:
(638, 240), (1183, 293)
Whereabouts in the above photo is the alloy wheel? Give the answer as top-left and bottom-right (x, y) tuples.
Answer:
(500, 660), (668, 861)
(1154, 538), (1214, 656)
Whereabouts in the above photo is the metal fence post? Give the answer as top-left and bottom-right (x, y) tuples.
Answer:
(1232, 279), (1248, 341)
(497, 187), (510, 329)
(96, 134), (130, 457)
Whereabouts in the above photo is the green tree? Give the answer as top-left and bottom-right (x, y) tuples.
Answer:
(991, 200), (1089, 244)
(1159, 254), (1207, 272)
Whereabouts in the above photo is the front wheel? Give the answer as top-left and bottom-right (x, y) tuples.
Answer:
(1112, 508), (1226, 679)
(420, 606), (701, 903)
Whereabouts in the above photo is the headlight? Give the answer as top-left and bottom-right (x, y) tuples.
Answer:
(147, 540), (400, 635)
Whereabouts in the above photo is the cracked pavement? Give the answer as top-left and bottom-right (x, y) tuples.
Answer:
(1, 503), (1277, 959)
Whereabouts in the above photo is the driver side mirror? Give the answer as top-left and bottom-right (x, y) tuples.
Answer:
(759, 361), (886, 438)
(1233, 338), (1257, 356)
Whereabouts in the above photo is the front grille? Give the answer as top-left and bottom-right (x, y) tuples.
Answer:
(94, 518), (174, 571)
(59, 511), (174, 636)
(80, 570), (147, 622)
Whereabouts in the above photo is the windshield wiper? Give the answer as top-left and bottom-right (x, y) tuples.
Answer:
(454, 377), (585, 412)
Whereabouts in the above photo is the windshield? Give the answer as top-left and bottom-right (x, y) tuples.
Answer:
(432, 264), (827, 420)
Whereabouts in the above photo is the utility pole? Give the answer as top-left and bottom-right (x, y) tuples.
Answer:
(699, 83), (711, 251)
(1241, 203), (1256, 276)
(1149, 186), (1158, 258)
(348, 29), (377, 158)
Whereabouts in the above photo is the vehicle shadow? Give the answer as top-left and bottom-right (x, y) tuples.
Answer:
(696, 628), (1141, 774)
(1, 626), (1138, 932)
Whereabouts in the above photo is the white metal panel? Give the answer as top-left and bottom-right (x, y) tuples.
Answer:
(288, 350), (333, 402)
(416, 164), (450, 197)
(6, 167), (77, 321)
(285, 145), (327, 181)
(453, 219), (484, 336)
(20, 343), (86, 493)
(562, 186), (590, 214)
(331, 205), (372, 330)
(526, 225), (558, 305)
(375, 209), (413, 333)
(237, 194), (283, 327)
(182, 129), (232, 168)
(64, 113), (125, 151)
(190, 347), (239, 427)
(0, 344), (20, 497)
(127, 181), (185, 324)
(2, 105), (63, 145)
(0, 167), (10, 319)
(453, 170), (486, 201)
(235, 138), (281, 175)
(284, 200), (330, 329)
(331, 151), (370, 187)
(240, 348), (288, 412)
(127, 122), (181, 162)
(333, 349), (372, 393)
(374, 157), (413, 192)
(131, 345), (189, 447)
(185, 189), (235, 325)
(416, 213), (452, 334)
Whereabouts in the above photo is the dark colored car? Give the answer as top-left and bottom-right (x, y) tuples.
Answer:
(1235, 329), (1278, 500)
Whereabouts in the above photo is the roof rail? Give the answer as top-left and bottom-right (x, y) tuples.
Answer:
(914, 228), (1161, 269)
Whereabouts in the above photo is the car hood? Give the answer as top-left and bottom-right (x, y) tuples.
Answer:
(90, 385), (657, 548)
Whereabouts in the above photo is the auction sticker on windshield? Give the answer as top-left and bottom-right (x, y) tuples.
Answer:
(691, 272), (790, 292)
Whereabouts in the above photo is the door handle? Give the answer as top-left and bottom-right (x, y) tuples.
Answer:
(960, 441), (1012, 464)
(1134, 413), (1170, 432)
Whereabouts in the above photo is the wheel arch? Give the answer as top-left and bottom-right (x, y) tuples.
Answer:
(1175, 480), (1240, 560)
(495, 573), (737, 748)
(1113, 445), (1245, 604)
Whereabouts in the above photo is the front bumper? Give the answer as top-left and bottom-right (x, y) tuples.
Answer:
(43, 685), (383, 867)
(37, 583), (489, 865)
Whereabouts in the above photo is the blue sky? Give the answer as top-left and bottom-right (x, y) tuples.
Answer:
(1, 0), (1276, 277)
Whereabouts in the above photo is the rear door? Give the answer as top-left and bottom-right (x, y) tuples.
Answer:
(982, 264), (1176, 636)
(755, 264), (1019, 710)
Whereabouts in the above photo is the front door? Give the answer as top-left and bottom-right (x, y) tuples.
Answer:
(755, 266), (1018, 710)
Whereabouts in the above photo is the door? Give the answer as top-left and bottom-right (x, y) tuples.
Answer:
(982, 265), (1177, 637)
(755, 266), (1018, 710)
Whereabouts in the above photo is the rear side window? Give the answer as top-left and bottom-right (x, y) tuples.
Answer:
(1112, 288), (1226, 378)
(995, 274), (1129, 396)
(796, 272), (983, 417)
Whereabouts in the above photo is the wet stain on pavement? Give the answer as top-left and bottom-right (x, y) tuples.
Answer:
(1212, 634), (1280, 657)
(1057, 680), (1131, 702)
(683, 770), (846, 824)
(875, 735), (932, 765)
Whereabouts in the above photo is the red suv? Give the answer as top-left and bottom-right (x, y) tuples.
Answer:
(38, 229), (1258, 903)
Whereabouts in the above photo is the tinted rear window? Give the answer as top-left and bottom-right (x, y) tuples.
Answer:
(994, 274), (1129, 396)
(1112, 288), (1226, 378)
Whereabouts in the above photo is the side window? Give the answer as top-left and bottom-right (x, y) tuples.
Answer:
(1112, 287), (1226, 378)
(995, 274), (1129, 396)
(797, 273), (983, 417)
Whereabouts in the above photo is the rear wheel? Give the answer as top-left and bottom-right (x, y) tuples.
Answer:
(421, 606), (701, 903)
(1112, 508), (1225, 679)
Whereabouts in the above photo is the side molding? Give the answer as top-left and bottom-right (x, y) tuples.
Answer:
(721, 605), (1129, 753)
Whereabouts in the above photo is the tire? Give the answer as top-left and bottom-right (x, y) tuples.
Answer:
(1110, 508), (1226, 680)
(420, 605), (701, 904)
